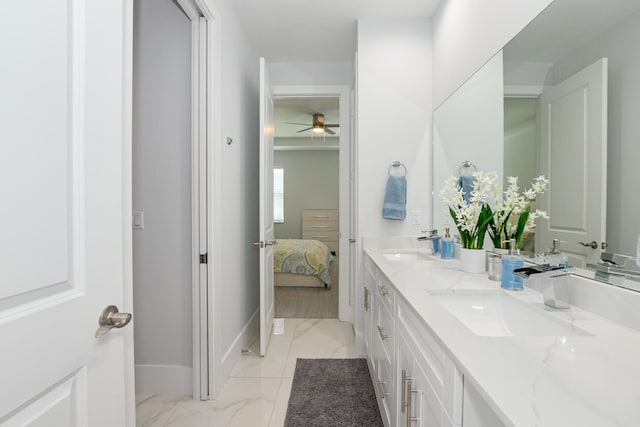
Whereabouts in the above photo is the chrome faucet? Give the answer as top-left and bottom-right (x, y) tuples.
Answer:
(417, 229), (439, 241)
(513, 265), (575, 309)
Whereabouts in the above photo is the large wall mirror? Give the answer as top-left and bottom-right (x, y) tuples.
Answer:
(433, 0), (640, 269)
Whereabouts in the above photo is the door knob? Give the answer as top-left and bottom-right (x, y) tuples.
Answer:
(578, 241), (598, 249)
(95, 305), (132, 338)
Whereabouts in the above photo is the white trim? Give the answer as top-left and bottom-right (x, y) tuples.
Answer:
(504, 85), (544, 97)
(274, 145), (339, 152)
(122, 0), (135, 425)
(135, 365), (193, 395)
(176, 0), (214, 402)
(271, 84), (353, 323)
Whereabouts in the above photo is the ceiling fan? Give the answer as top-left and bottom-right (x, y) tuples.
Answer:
(285, 113), (339, 135)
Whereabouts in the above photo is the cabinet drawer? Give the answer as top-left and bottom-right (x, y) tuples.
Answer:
(377, 273), (395, 311)
(377, 296), (394, 362)
(302, 231), (339, 242)
(303, 222), (339, 232)
(303, 209), (339, 222)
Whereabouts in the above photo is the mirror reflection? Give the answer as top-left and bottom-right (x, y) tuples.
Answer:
(433, 0), (640, 271)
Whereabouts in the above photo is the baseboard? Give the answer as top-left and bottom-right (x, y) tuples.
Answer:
(215, 309), (259, 397)
(135, 364), (193, 395)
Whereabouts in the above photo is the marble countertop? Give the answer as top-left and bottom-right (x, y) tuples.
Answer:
(363, 236), (640, 427)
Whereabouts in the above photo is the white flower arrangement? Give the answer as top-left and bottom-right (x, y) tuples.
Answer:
(488, 175), (550, 250)
(440, 171), (497, 249)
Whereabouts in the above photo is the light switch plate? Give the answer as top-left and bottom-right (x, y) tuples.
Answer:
(133, 211), (144, 229)
(411, 210), (421, 225)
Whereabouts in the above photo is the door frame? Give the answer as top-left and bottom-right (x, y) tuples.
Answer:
(174, 0), (216, 401)
(271, 84), (353, 322)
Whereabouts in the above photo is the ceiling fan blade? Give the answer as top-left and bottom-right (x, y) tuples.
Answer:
(324, 128), (336, 135)
(296, 127), (313, 133)
(325, 124), (340, 127)
(285, 122), (312, 126)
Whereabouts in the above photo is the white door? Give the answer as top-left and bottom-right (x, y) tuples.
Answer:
(258, 58), (275, 356)
(536, 58), (608, 267)
(0, 1), (134, 425)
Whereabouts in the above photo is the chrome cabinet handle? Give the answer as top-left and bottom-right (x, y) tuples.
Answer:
(377, 325), (389, 340)
(602, 241), (608, 250)
(364, 287), (369, 311)
(401, 369), (413, 413)
(95, 305), (132, 338)
(407, 380), (419, 424)
(578, 241), (598, 249)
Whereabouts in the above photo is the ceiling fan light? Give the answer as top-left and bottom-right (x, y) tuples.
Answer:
(312, 127), (324, 133)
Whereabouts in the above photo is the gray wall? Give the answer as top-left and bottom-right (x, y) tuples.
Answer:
(274, 148), (339, 238)
(544, 10), (640, 256)
(206, 0), (261, 395)
(132, 0), (192, 374)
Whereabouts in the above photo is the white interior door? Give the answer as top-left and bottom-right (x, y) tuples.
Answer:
(258, 58), (275, 356)
(0, 1), (134, 425)
(536, 58), (608, 267)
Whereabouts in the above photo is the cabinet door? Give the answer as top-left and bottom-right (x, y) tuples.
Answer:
(397, 332), (414, 427)
(412, 359), (443, 427)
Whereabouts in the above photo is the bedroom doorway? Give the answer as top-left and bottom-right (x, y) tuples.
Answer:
(269, 85), (352, 322)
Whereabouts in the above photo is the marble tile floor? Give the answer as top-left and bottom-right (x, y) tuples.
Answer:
(136, 318), (358, 427)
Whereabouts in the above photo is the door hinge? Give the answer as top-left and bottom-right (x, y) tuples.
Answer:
(199, 253), (208, 264)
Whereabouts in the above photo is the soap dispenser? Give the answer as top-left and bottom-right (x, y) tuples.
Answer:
(441, 228), (454, 259)
(501, 239), (524, 290)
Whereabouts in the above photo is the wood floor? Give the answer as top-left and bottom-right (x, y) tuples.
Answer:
(274, 258), (338, 318)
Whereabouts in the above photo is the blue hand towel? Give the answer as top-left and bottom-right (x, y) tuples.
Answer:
(382, 175), (407, 220)
(457, 175), (476, 204)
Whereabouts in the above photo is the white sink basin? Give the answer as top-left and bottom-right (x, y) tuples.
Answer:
(426, 290), (592, 337)
(381, 250), (432, 262)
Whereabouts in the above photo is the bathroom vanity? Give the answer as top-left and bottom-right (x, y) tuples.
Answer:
(362, 237), (640, 427)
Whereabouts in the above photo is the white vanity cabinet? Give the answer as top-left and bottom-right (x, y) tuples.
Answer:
(363, 253), (476, 427)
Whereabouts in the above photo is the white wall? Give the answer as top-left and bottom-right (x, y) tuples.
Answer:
(432, 52), (504, 233)
(204, 0), (261, 396)
(356, 18), (433, 238)
(132, 0), (193, 394)
(274, 148), (339, 239)
(269, 62), (353, 86)
(432, 0), (552, 109)
(503, 98), (538, 190)
(549, 10), (640, 256)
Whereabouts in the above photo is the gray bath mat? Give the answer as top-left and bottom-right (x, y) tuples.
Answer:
(284, 358), (383, 427)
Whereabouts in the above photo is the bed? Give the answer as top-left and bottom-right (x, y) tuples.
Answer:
(274, 239), (334, 288)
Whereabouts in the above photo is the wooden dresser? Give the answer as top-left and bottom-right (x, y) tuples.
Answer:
(302, 209), (339, 254)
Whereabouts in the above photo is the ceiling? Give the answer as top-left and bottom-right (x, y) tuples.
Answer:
(229, 0), (442, 63)
(503, 0), (640, 64)
(274, 97), (339, 140)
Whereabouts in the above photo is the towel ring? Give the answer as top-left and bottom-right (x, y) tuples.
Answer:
(458, 160), (478, 176)
(388, 161), (407, 177)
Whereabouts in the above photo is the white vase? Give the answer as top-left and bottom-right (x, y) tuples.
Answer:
(459, 248), (487, 273)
